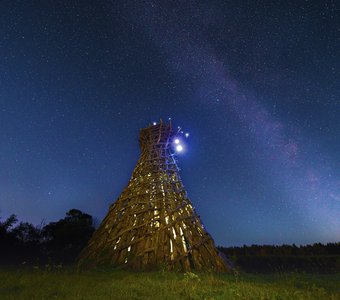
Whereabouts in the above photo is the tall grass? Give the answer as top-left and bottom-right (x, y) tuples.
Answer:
(0, 267), (339, 299)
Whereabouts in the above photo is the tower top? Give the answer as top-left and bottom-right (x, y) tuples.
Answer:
(139, 119), (173, 150)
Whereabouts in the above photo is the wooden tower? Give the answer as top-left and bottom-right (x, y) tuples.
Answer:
(77, 121), (229, 272)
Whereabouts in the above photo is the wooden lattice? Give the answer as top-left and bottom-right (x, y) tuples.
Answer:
(77, 121), (229, 272)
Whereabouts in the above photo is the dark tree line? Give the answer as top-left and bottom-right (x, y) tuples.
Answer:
(218, 243), (340, 273)
(1, 209), (339, 273)
(0, 209), (95, 266)
(219, 243), (340, 257)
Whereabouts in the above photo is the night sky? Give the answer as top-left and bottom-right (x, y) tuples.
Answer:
(1, 1), (339, 246)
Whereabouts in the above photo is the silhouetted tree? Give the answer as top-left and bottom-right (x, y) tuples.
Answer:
(12, 222), (41, 243)
(0, 215), (23, 264)
(0, 214), (18, 235)
(0, 209), (95, 265)
(42, 209), (95, 263)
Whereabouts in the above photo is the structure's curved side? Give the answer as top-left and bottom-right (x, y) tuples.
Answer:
(77, 121), (229, 272)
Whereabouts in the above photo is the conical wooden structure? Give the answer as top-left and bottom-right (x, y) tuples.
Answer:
(77, 121), (229, 272)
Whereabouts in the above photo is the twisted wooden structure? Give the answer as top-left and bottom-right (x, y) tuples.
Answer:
(77, 121), (229, 271)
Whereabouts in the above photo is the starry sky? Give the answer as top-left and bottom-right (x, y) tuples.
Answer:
(1, 1), (339, 246)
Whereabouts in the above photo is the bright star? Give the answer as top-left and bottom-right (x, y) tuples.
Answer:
(174, 139), (180, 144)
(176, 144), (183, 152)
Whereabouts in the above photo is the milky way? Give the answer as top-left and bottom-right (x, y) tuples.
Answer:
(122, 1), (340, 243)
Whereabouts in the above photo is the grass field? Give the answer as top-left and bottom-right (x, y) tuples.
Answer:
(0, 267), (339, 300)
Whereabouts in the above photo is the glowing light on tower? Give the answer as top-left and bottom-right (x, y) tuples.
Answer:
(172, 124), (189, 154)
(176, 144), (183, 152)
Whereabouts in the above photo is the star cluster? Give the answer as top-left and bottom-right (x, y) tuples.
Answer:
(0, 1), (339, 246)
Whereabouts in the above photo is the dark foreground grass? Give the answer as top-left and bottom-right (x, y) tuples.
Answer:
(0, 267), (339, 300)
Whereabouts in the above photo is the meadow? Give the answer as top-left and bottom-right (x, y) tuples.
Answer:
(0, 267), (339, 300)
